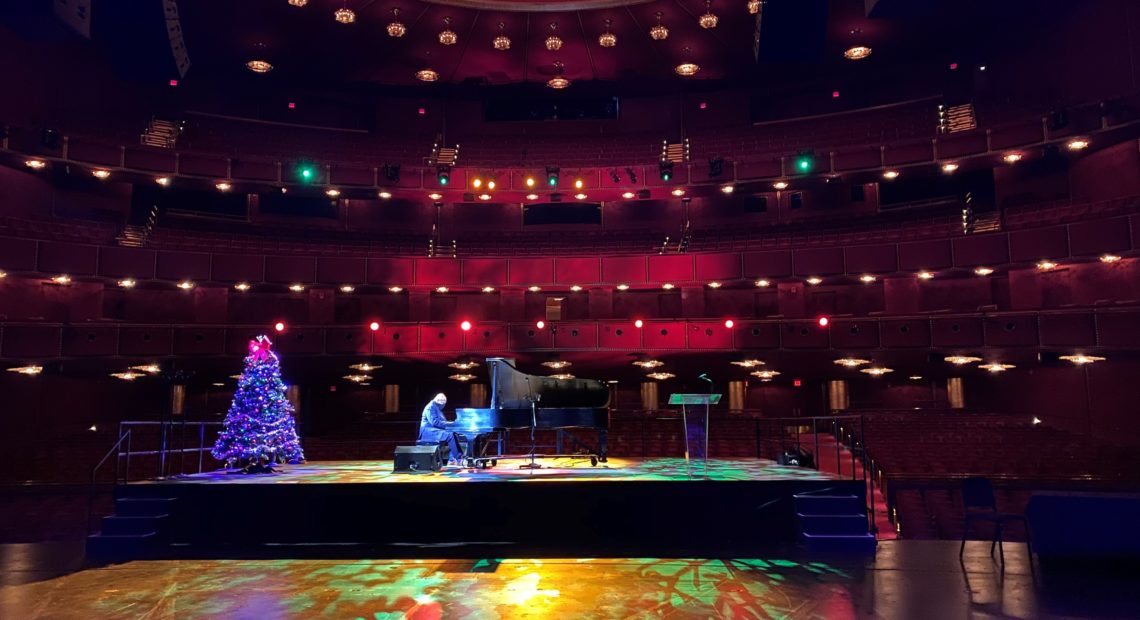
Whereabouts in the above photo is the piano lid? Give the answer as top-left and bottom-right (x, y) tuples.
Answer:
(485, 357), (610, 410)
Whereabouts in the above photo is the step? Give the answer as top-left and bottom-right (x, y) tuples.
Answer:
(101, 514), (168, 536)
(801, 532), (877, 554)
(86, 532), (157, 560)
(797, 513), (869, 536)
(793, 494), (865, 516)
(114, 497), (176, 517)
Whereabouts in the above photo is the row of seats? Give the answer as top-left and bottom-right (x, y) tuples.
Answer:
(894, 487), (1032, 540)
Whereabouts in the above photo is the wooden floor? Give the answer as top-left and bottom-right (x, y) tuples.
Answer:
(3, 540), (1137, 619)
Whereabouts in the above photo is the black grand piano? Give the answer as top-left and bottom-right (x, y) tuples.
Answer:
(449, 357), (610, 467)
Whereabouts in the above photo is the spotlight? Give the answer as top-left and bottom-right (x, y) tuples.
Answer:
(817, 316), (830, 328)
(472, 178), (483, 189)
(369, 321), (381, 331)
(460, 320), (472, 332)
(658, 161), (674, 181)
(793, 153), (814, 174)
(526, 176), (536, 187)
(437, 165), (451, 186)
(574, 178), (584, 189)
(295, 162), (318, 183)
(274, 322), (286, 332)
(724, 319), (735, 329)
(634, 319), (644, 328)
(546, 167), (560, 187)
(536, 320), (546, 330)
(487, 180), (496, 190)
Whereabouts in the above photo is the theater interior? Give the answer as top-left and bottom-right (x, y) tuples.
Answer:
(2, 0), (1140, 618)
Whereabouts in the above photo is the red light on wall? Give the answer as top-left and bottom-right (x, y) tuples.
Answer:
(793, 379), (802, 387)
(832, 91), (840, 98)
(274, 322), (285, 332)
(949, 62), (958, 70)
(369, 321), (381, 331)
(536, 320), (546, 330)
(460, 320), (472, 332)
(699, 102), (708, 110)
(418, 107), (426, 115)
(634, 319), (644, 329)
(817, 316), (830, 328)
(288, 102), (296, 109)
(724, 319), (735, 329)
(169, 79), (178, 87)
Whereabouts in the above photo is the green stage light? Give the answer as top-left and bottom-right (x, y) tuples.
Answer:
(294, 162), (318, 184)
(794, 154), (814, 174)
(546, 167), (560, 187)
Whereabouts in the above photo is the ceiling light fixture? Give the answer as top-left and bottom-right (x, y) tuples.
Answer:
(941, 162), (959, 173)
(860, 274), (877, 283)
(448, 361), (480, 370)
(528, 285), (541, 292)
(773, 181), (789, 190)
(650, 12), (669, 40)
(349, 363), (379, 372)
(8, 365), (43, 376)
(388, 286), (403, 293)
(130, 364), (162, 374)
(698, 1), (719, 28)
(234, 282), (251, 292)
(1100, 254), (1121, 263)
(481, 286), (495, 293)
(288, 0), (308, 7)
(386, 8), (406, 37)
(526, 193), (539, 200)
(1059, 354), (1105, 365)
(289, 284), (305, 292)
(721, 185), (735, 194)
(751, 370), (781, 380)
(707, 282), (722, 289)
(755, 279), (770, 287)
(883, 170), (900, 180)
(834, 358), (870, 368)
(378, 191), (392, 199)
(979, 362), (1015, 373)
(675, 47), (700, 76)
(24, 159), (46, 169)
(416, 68), (439, 82)
(549, 373), (576, 380)
(118, 278), (136, 288)
(661, 283), (675, 290)
(428, 193), (442, 200)
(449, 373), (476, 382)
(646, 372), (675, 380)
(945, 355), (982, 366)
(110, 371), (143, 381)
(633, 360), (664, 369)
(547, 60), (571, 89)
(748, 0), (761, 14)
(860, 367), (894, 376)
(570, 285), (583, 292)
(974, 266), (994, 276)
(621, 191), (635, 199)
(91, 169), (111, 179)
(51, 274), (72, 285)
(1037, 260), (1058, 271)
(917, 271), (935, 280)
(339, 285), (355, 293)
(574, 193), (587, 200)
(671, 188), (686, 196)
(598, 19), (617, 47)
(343, 374), (370, 383)
(435, 286), (449, 294)
(177, 280), (194, 290)
(542, 360), (572, 369)
(806, 277), (823, 286)
(1066, 138), (1090, 151)
(731, 359), (765, 368)
(545, 22), (563, 51)
(325, 188), (340, 197)
(334, 4), (355, 24)
(616, 284), (630, 291)
(246, 60), (273, 73)
(492, 22), (510, 51)
(1003, 152), (1023, 164)
(155, 176), (171, 186)
(215, 182), (232, 192)
(439, 17), (457, 45)
(844, 46), (872, 60)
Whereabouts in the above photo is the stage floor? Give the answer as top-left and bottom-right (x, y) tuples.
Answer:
(138, 457), (842, 485)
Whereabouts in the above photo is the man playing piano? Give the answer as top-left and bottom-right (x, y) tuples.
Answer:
(418, 393), (464, 466)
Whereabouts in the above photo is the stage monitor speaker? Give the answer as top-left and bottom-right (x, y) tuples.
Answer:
(393, 445), (442, 473)
(777, 448), (814, 468)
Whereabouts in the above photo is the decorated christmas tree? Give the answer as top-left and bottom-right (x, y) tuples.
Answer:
(212, 335), (304, 472)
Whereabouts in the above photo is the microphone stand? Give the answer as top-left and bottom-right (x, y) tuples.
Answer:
(520, 377), (542, 469)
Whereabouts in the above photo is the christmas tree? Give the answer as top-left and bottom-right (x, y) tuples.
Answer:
(212, 335), (304, 472)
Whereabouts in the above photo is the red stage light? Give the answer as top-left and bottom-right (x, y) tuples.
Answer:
(274, 322), (285, 332)
(793, 379), (802, 387)
(634, 319), (644, 329)
(169, 79), (178, 87)
(369, 321), (380, 331)
(724, 319), (735, 329)
(418, 107), (426, 115)
(536, 320), (546, 330)
(817, 316), (830, 328)
(460, 320), (472, 332)
(949, 62), (958, 70)
(288, 102), (296, 109)
(699, 102), (708, 110)
(832, 91), (840, 98)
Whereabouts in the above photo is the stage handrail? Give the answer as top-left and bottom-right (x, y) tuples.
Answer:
(86, 428), (132, 535)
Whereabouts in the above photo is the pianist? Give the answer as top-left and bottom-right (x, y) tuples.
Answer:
(418, 393), (464, 465)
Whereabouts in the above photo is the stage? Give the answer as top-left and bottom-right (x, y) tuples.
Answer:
(91, 458), (867, 560)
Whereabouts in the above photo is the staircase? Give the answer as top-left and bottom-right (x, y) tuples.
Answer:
(140, 118), (180, 148)
(87, 495), (176, 561)
(794, 492), (877, 553)
(116, 224), (148, 247)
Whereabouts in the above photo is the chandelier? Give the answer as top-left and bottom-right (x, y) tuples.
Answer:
(834, 358), (870, 368)
(751, 370), (780, 380)
(699, 1), (718, 29)
(860, 367), (894, 376)
(748, 0), (761, 14)
(646, 372), (675, 380)
(547, 60), (570, 89)
(675, 48), (699, 76)
(542, 360), (572, 369)
(598, 19), (617, 48)
(844, 46), (872, 60)
(415, 68), (439, 82)
(439, 17), (457, 45)
(545, 22), (562, 51)
(287, 0), (308, 6)
(386, 8), (406, 38)
(334, 4), (355, 24)
(245, 59), (273, 73)
(492, 22), (510, 51)
(650, 12), (668, 40)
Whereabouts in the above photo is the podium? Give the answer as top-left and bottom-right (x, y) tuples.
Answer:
(668, 393), (721, 476)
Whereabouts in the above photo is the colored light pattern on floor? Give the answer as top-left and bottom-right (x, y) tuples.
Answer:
(1, 557), (858, 619)
(138, 458), (842, 485)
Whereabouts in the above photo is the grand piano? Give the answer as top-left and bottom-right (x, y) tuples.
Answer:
(450, 357), (610, 466)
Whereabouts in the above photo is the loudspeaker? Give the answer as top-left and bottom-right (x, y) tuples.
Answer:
(776, 448), (814, 468)
(394, 444), (442, 473)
